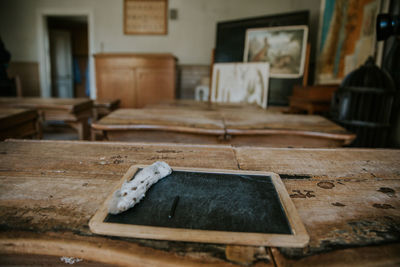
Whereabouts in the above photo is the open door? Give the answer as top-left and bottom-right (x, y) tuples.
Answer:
(49, 30), (73, 98)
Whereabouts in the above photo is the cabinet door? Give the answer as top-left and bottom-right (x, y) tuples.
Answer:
(97, 68), (136, 108)
(136, 68), (175, 108)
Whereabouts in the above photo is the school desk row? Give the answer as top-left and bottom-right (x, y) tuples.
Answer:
(1, 98), (355, 147)
(0, 97), (119, 140)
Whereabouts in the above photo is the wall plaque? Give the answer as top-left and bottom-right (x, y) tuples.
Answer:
(124, 0), (167, 35)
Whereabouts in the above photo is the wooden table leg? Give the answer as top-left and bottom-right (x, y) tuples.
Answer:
(67, 118), (90, 140)
(35, 119), (43, 139)
(91, 129), (105, 141)
(35, 111), (45, 139)
(92, 108), (99, 121)
(91, 129), (96, 141)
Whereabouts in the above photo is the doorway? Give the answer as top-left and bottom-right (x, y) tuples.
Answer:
(47, 16), (89, 98)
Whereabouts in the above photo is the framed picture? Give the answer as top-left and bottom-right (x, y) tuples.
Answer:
(315, 0), (382, 84)
(243, 25), (308, 79)
(124, 0), (168, 35)
(211, 62), (270, 109)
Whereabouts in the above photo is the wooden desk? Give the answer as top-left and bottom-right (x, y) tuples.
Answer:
(93, 99), (120, 121)
(92, 108), (226, 144)
(92, 102), (355, 147)
(223, 109), (353, 147)
(0, 97), (93, 140)
(0, 108), (41, 140)
(0, 140), (399, 266)
(145, 99), (264, 111)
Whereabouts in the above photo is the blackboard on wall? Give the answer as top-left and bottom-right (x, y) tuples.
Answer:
(89, 166), (309, 247)
(214, 11), (309, 105)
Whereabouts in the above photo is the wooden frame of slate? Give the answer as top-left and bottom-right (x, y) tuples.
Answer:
(89, 165), (309, 247)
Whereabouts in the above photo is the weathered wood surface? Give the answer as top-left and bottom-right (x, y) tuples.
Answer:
(223, 110), (345, 134)
(0, 97), (93, 140)
(271, 243), (400, 267)
(0, 140), (399, 266)
(92, 108), (225, 134)
(234, 146), (400, 264)
(0, 140), (251, 266)
(145, 100), (263, 112)
(104, 130), (228, 144)
(93, 101), (355, 147)
(147, 101), (343, 135)
(222, 109), (354, 147)
(0, 108), (40, 140)
(0, 97), (92, 112)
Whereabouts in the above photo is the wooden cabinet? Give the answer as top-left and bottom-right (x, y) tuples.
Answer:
(94, 53), (176, 108)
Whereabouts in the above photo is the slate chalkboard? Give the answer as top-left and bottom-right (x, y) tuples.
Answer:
(89, 166), (309, 247)
(105, 170), (291, 234)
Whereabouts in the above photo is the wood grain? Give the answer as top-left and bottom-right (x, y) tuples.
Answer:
(234, 147), (400, 260)
(93, 101), (355, 147)
(0, 108), (40, 140)
(0, 231), (235, 267)
(105, 130), (227, 144)
(0, 139), (398, 266)
(92, 108), (225, 134)
(0, 97), (92, 112)
(271, 244), (400, 267)
(0, 140), (244, 265)
(222, 110), (347, 134)
(95, 53), (176, 108)
(145, 100), (263, 112)
(0, 97), (93, 140)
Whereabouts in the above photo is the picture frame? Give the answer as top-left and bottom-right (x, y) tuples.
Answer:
(315, 0), (383, 84)
(124, 0), (168, 35)
(243, 25), (308, 79)
(211, 62), (270, 109)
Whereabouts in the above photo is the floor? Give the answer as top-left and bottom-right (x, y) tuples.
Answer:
(42, 122), (79, 140)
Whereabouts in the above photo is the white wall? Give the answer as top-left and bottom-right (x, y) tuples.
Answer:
(0, 0), (321, 65)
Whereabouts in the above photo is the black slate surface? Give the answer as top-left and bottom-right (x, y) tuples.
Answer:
(105, 170), (292, 234)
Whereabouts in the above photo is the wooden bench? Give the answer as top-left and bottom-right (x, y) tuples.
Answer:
(0, 97), (93, 140)
(0, 108), (41, 140)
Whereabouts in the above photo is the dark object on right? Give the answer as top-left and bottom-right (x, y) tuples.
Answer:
(331, 57), (396, 147)
(376, 14), (400, 41)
